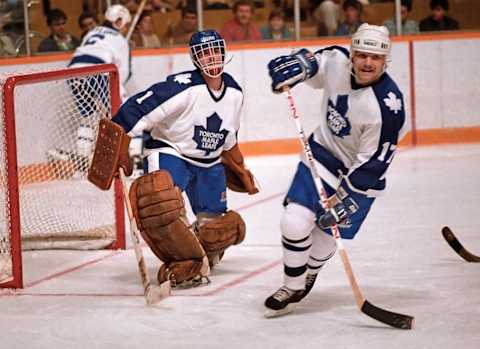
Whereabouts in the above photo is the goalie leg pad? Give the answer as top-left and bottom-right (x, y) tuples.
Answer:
(129, 170), (206, 262)
(196, 210), (246, 263)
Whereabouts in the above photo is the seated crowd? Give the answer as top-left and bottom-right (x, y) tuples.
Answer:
(0, 0), (466, 56)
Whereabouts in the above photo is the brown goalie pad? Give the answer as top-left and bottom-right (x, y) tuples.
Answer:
(221, 144), (259, 195)
(129, 170), (208, 282)
(196, 210), (246, 261)
(87, 118), (133, 190)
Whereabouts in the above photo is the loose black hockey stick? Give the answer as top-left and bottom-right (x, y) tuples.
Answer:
(442, 226), (480, 262)
(284, 89), (414, 329)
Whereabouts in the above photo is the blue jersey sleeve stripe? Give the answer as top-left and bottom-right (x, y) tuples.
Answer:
(309, 135), (348, 176)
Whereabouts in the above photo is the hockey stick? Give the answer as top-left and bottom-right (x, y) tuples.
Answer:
(126, 0), (148, 41)
(119, 167), (171, 304)
(442, 226), (480, 262)
(284, 88), (414, 329)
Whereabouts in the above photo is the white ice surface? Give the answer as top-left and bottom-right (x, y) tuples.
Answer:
(1, 144), (479, 349)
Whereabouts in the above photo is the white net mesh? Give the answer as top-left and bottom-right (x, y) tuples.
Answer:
(0, 68), (121, 286)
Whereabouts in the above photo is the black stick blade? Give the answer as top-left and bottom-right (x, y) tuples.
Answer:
(361, 300), (414, 330)
(442, 226), (480, 262)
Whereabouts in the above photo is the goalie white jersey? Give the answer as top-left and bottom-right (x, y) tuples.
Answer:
(112, 69), (243, 167)
(305, 45), (406, 197)
(69, 25), (131, 91)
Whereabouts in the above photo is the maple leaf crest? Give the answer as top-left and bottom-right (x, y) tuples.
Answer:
(383, 92), (402, 114)
(326, 95), (351, 138)
(193, 113), (229, 155)
(173, 73), (192, 85)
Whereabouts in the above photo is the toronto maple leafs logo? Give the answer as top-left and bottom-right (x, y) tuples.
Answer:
(193, 113), (229, 155)
(326, 95), (350, 138)
(174, 73), (192, 84)
(383, 92), (402, 114)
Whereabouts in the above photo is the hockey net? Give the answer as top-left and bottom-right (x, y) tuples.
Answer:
(0, 64), (125, 288)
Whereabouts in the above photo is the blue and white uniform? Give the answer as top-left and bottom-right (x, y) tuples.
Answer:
(264, 24), (404, 316)
(286, 45), (406, 239)
(69, 25), (131, 101)
(112, 69), (244, 214)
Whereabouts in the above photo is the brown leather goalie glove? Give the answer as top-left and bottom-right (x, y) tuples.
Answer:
(88, 118), (133, 190)
(221, 144), (259, 195)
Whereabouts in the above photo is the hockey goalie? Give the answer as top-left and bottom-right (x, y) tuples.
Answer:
(88, 29), (259, 288)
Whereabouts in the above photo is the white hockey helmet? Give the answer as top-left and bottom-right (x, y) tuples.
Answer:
(105, 4), (131, 30)
(351, 24), (391, 56)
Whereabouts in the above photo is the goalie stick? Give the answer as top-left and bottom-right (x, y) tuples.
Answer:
(92, 98), (171, 304)
(442, 226), (480, 262)
(119, 168), (171, 304)
(284, 89), (414, 330)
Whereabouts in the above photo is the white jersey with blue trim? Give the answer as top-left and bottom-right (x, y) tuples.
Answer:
(305, 46), (406, 197)
(112, 69), (243, 168)
(69, 26), (131, 96)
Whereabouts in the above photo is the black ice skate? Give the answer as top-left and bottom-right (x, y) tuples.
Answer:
(264, 273), (318, 318)
(264, 286), (306, 318)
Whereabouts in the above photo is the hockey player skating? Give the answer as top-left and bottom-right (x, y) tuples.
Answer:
(264, 24), (406, 317)
(89, 29), (259, 288)
(48, 5), (133, 171)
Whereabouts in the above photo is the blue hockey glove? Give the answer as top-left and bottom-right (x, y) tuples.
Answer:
(316, 186), (359, 230)
(267, 49), (319, 93)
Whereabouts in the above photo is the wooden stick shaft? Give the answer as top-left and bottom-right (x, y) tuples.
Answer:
(118, 168), (152, 299)
(285, 89), (365, 309)
(126, 0), (148, 41)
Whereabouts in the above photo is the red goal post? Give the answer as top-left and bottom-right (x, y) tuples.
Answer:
(0, 64), (125, 289)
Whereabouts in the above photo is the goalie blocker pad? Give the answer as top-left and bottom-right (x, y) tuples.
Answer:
(87, 118), (133, 190)
(221, 144), (259, 195)
(129, 170), (209, 284)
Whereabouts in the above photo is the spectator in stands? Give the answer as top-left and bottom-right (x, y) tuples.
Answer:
(205, 0), (231, 10)
(0, 12), (16, 56)
(145, 0), (174, 13)
(312, 0), (340, 36)
(119, 0), (139, 13)
(221, 0), (261, 42)
(131, 11), (161, 48)
(37, 8), (80, 52)
(260, 9), (292, 40)
(78, 12), (98, 39)
(419, 0), (459, 32)
(383, 0), (419, 35)
(335, 0), (363, 36)
(164, 7), (197, 45)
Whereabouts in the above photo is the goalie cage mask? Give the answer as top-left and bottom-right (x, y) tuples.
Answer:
(189, 30), (226, 78)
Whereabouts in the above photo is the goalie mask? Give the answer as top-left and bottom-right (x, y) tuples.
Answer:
(189, 30), (226, 78)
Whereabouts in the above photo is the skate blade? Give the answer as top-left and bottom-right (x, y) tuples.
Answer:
(264, 303), (297, 318)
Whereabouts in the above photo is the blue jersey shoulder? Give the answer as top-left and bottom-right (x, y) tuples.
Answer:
(371, 73), (406, 143)
(222, 72), (243, 93)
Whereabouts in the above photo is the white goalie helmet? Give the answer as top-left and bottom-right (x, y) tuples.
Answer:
(105, 4), (132, 30)
(351, 24), (391, 57)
